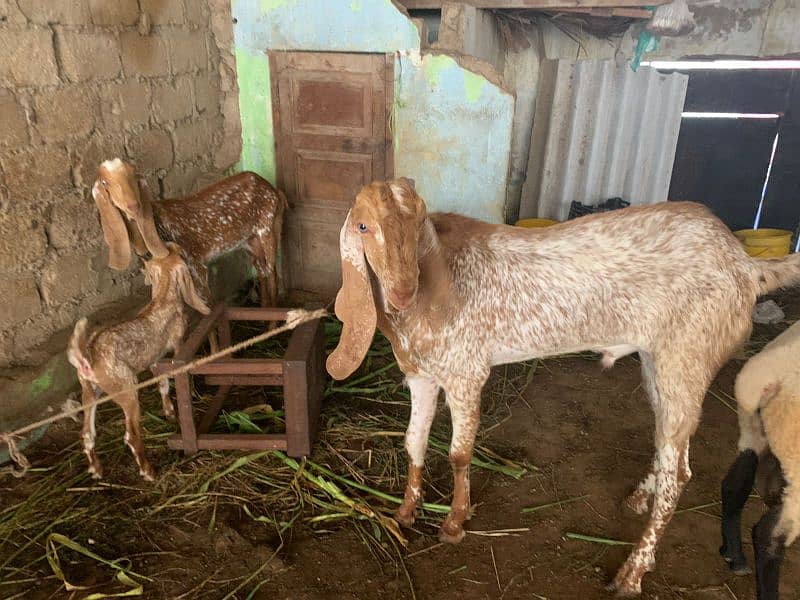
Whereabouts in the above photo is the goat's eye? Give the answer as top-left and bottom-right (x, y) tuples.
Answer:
(101, 179), (108, 186)
(357, 223), (368, 233)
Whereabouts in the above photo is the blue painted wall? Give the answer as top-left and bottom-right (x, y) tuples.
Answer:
(231, 0), (514, 223)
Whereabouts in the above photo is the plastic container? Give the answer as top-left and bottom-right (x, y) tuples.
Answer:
(734, 228), (792, 258)
(568, 197), (630, 220)
(515, 218), (559, 228)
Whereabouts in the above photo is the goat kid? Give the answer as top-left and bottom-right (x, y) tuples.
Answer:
(92, 158), (287, 307)
(720, 320), (800, 600)
(67, 243), (209, 481)
(326, 178), (800, 597)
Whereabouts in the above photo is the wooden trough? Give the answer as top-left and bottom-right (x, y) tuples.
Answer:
(153, 304), (326, 458)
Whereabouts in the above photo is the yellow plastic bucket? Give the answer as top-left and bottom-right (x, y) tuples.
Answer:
(515, 218), (559, 229)
(734, 228), (792, 258)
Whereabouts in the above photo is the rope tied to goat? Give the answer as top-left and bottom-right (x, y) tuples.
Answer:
(0, 308), (329, 478)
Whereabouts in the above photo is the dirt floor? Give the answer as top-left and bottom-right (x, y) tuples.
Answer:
(2, 292), (799, 600)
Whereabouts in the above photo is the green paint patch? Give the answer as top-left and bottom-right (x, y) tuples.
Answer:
(463, 69), (486, 103)
(423, 54), (453, 89)
(235, 49), (276, 183)
(350, 0), (362, 11)
(260, 0), (295, 11)
(31, 371), (53, 396)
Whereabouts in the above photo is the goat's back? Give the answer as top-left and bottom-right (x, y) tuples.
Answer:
(153, 172), (283, 260)
(426, 202), (760, 360)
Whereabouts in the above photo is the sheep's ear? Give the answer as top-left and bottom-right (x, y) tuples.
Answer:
(92, 180), (131, 270)
(133, 179), (169, 259)
(326, 210), (377, 380)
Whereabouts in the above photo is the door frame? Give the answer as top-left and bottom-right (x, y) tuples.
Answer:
(267, 50), (395, 294)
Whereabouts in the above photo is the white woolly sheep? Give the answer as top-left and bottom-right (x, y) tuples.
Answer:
(720, 319), (800, 600)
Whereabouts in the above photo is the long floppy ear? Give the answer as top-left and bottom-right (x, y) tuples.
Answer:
(175, 262), (211, 315)
(92, 180), (131, 270)
(326, 211), (377, 380)
(126, 217), (148, 256)
(133, 178), (169, 259)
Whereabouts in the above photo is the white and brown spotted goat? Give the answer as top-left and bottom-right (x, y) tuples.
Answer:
(67, 243), (209, 481)
(92, 158), (287, 306)
(326, 178), (800, 597)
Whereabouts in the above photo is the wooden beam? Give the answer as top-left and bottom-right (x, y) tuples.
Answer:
(549, 6), (653, 18)
(401, 1), (666, 9)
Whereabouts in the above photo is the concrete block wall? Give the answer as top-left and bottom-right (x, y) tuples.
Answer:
(0, 0), (240, 367)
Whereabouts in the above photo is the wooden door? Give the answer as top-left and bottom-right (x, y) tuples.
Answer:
(270, 51), (394, 297)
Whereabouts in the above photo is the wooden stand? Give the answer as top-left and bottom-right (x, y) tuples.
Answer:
(153, 304), (326, 458)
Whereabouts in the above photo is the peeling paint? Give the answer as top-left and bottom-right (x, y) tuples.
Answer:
(463, 69), (486, 102)
(232, 0), (513, 223)
(260, 0), (297, 11)
(31, 370), (53, 396)
(235, 49), (275, 182)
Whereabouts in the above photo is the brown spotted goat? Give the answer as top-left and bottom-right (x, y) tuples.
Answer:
(92, 158), (287, 306)
(720, 319), (800, 600)
(67, 243), (209, 481)
(326, 178), (800, 597)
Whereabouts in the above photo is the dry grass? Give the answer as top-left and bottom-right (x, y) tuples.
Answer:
(0, 319), (533, 599)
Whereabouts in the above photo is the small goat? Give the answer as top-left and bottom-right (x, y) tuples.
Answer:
(67, 243), (209, 481)
(326, 179), (800, 597)
(92, 158), (287, 306)
(720, 320), (800, 600)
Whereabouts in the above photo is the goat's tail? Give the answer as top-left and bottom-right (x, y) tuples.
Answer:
(67, 318), (94, 379)
(754, 253), (800, 296)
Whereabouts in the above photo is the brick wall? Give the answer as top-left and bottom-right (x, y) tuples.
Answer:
(0, 0), (240, 367)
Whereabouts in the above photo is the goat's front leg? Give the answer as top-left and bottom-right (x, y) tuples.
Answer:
(395, 376), (439, 528)
(439, 380), (483, 544)
(79, 378), (103, 479)
(157, 376), (175, 421)
(116, 390), (156, 481)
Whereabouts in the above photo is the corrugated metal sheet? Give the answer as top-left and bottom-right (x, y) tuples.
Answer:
(519, 60), (688, 221)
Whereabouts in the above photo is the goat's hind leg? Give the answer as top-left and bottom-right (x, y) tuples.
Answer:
(116, 387), (157, 481)
(624, 356), (664, 515)
(79, 378), (103, 479)
(395, 376), (439, 528)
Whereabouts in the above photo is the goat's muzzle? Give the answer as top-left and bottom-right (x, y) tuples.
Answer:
(388, 285), (417, 311)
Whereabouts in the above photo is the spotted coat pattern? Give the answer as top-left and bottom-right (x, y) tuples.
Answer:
(94, 159), (287, 306)
(67, 243), (210, 482)
(327, 180), (800, 596)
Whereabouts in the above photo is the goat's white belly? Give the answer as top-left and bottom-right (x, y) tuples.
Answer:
(489, 343), (640, 368)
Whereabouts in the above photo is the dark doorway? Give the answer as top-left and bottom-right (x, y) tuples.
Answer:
(656, 62), (800, 240)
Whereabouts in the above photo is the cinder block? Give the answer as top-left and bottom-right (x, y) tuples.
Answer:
(152, 76), (194, 123)
(57, 30), (121, 82)
(169, 30), (206, 73)
(0, 90), (29, 146)
(127, 128), (174, 170)
(0, 209), (49, 272)
(48, 191), (103, 249)
(88, 0), (139, 25)
(0, 273), (41, 329)
(0, 30), (59, 86)
(40, 252), (98, 306)
(172, 118), (217, 162)
(140, 0), (184, 25)
(34, 85), (96, 142)
(194, 72), (220, 115)
(16, 0), (90, 24)
(100, 79), (151, 131)
(0, 145), (71, 198)
(121, 31), (170, 78)
(70, 133), (127, 189)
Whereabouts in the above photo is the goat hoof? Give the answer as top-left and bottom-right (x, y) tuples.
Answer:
(623, 490), (650, 515)
(164, 411), (176, 422)
(438, 523), (466, 544)
(394, 508), (415, 528)
(140, 467), (157, 482)
(88, 469), (103, 480)
(719, 546), (750, 574)
(606, 579), (641, 598)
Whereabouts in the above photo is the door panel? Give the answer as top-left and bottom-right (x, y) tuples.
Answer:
(271, 51), (393, 297)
